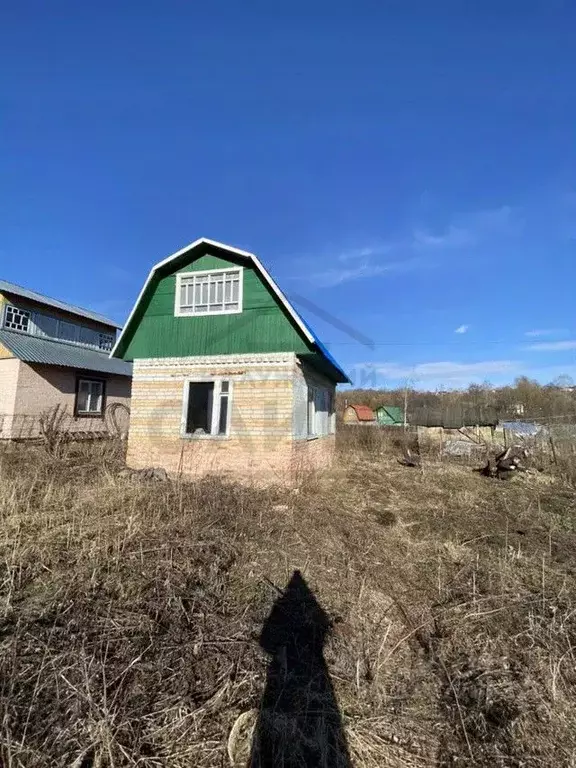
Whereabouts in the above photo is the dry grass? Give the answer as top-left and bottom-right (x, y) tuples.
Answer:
(1, 434), (576, 766)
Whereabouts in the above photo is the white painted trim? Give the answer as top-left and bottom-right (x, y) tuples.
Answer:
(133, 351), (296, 368)
(180, 375), (233, 439)
(174, 266), (244, 318)
(76, 378), (105, 415)
(110, 237), (315, 357)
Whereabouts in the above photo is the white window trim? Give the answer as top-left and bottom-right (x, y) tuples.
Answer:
(76, 378), (105, 416)
(307, 386), (334, 439)
(180, 377), (233, 439)
(3, 305), (31, 332)
(174, 267), (244, 318)
(307, 387), (317, 439)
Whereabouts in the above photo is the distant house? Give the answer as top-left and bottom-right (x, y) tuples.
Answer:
(0, 279), (132, 439)
(376, 405), (404, 426)
(342, 404), (376, 425)
(111, 237), (349, 482)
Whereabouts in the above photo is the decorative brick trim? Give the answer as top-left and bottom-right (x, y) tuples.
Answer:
(133, 352), (297, 370)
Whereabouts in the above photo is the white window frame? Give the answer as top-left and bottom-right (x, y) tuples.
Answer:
(3, 305), (31, 332)
(181, 377), (233, 439)
(307, 387), (317, 438)
(307, 386), (334, 438)
(98, 332), (115, 351)
(174, 267), (243, 317)
(76, 378), (105, 417)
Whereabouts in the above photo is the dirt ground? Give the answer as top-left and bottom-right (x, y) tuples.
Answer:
(1, 437), (576, 767)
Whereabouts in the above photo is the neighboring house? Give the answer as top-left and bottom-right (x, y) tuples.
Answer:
(376, 405), (404, 426)
(111, 237), (349, 482)
(0, 280), (132, 439)
(342, 405), (376, 425)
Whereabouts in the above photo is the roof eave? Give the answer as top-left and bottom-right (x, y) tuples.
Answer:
(0, 285), (121, 329)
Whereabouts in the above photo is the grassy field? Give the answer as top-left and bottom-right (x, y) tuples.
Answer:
(1, 432), (576, 766)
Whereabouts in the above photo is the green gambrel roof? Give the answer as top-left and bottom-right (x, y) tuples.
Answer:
(112, 237), (350, 384)
(0, 329), (132, 376)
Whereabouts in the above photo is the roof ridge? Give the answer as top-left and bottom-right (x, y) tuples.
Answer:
(0, 278), (121, 328)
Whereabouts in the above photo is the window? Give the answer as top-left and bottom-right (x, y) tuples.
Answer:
(3, 306), (116, 352)
(58, 321), (80, 343)
(4, 305), (31, 332)
(175, 269), (242, 316)
(33, 312), (59, 338)
(75, 378), (105, 416)
(182, 379), (231, 437)
(98, 333), (115, 351)
(79, 326), (99, 347)
(307, 387), (334, 437)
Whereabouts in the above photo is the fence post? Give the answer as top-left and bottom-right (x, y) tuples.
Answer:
(549, 435), (558, 466)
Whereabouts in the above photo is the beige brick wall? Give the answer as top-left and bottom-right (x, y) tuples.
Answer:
(7, 363), (131, 439)
(0, 358), (20, 438)
(126, 353), (336, 483)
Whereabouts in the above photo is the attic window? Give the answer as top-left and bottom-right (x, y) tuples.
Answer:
(4, 305), (31, 332)
(175, 268), (242, 316)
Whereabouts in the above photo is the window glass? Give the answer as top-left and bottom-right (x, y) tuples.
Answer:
(177, 270), (242, 315)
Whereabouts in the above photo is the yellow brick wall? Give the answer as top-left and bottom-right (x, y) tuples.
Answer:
(126, 353), (336, 483)
(0, 358), (20, 438)
(0, 342), (13, 359)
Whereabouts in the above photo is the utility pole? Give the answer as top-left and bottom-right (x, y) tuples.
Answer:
(403, 380), (409, 430)
(403, 370), (416, 430)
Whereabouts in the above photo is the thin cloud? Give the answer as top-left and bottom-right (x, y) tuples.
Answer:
(454, 325), (469, 334)
(310, 258), (421, 288)
(524, 329), (568, 338)
(412, 226), (472, 250)
(525, 340), (576, 352)
(353, 359), (519, 387)
(335, 244), (393, 263)
(299, 203), (520, 287)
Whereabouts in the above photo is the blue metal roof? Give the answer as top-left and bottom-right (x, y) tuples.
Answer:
(0, 329), (132, 376)
(0, 279), (121, 328)
(296, 315), (350, 384)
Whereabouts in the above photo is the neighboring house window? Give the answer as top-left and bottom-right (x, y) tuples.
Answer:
(75, 378), (105, 416)
(175, 269), (242, 316)
(58, 321), (79, 343)
(182, 379), (231, 437)
(4, 305), (31, 332)
(33, 312), (60, 339)
(98, 333), (115, 351)
(307, 387), (333, 437)
(79, 326), (100, 347)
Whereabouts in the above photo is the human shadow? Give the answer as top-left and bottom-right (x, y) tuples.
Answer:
(249, 570), (352, 768)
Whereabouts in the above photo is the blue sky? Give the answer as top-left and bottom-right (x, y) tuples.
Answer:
(2, 0), (575, 390)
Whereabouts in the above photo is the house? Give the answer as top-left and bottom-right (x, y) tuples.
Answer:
(111, 238), (349, 482)
(376, 405), (404, 426)
(0, 280), (132, 439)
(342, 404), (376, 425)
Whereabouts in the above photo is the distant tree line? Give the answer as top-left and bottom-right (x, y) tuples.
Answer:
(336, 376), (576, 424)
